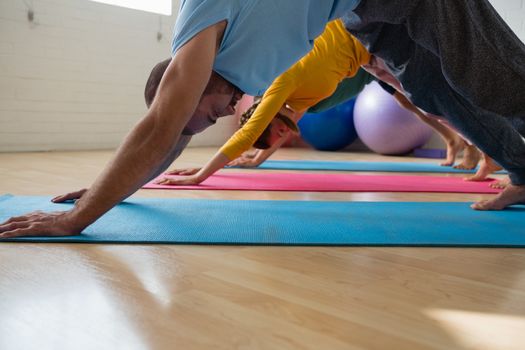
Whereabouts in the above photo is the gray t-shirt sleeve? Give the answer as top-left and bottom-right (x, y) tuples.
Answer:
(146, 134), (193, 183)
(171, 134), (192, 161)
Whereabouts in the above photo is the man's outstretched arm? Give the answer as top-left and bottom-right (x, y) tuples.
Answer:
(0, 23), (222, 238)
(51, 134), (192, 203)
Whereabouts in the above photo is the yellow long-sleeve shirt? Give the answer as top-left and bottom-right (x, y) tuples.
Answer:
(220, 19), (371, 160)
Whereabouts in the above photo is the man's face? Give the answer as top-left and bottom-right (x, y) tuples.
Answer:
(186, 81), (243, 135)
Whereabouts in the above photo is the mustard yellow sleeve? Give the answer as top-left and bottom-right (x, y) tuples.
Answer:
(330, 19), (370, 78)
(220, 76), (295, 160)
(353, 37), (371, 67)
(344, 36), (371, 78)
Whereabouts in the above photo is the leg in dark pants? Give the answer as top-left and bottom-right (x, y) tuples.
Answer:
(344, 0), (525, 117)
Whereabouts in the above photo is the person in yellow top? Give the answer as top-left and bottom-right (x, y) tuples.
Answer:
(220, 19), (370, 160)
(156, 19), (371, 185)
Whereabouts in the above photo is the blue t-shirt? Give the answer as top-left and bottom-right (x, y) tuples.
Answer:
(171, 0), (361, 96)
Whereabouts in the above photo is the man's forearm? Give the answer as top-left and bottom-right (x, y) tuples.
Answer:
(70, 114), (185, 229)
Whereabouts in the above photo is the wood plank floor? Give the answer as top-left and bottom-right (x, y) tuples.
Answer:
(1, 148), (524, 350)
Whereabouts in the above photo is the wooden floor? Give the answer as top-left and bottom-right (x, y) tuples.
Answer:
(1, 148), (524, 350)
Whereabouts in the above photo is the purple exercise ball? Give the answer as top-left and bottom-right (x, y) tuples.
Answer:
(353, 81), (434, 155)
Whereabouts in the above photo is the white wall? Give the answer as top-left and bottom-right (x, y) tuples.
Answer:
(0, 0), (237, 152)
(0, 0), (524, 152)
(491, 0), (525, 40)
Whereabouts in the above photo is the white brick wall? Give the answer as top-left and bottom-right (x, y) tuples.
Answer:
(491, 0), (525, 40)
(0, 0), (237, 151)
(0, 0), (524, 152)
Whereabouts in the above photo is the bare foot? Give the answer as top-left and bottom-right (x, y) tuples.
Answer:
(464, 155), (502, 182)
(471, 184), (525, 210)
(490, 176), (511, 189)
(454, 145), (481, 170)
(441, 137), (465, 166)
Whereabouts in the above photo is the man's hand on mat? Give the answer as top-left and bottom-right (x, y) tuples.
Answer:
(52, 188), (88, 203)
(165, 167), (201, 176)
(0, 211), (81, 238)
(156, 175), (203, 186)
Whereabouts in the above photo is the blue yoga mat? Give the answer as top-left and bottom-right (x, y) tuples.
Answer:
(242, 160), (506, 174)
(1, 195), (523, 246)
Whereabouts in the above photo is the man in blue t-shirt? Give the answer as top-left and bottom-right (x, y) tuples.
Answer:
(0, 0), (360, 238)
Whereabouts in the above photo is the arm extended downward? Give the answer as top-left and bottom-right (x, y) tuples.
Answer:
(0, 23), (223, 238)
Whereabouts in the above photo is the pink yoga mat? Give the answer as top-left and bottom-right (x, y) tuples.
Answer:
(144, 172), (500, 194)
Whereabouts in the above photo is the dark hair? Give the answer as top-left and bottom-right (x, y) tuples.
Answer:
(239, 99), (290, 150)
(144, 59), (242, 108)
(144, 58), (171, 108)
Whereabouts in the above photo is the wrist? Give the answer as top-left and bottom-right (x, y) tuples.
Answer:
(68, 199), (98, 232)
(194, 171), (207, 183)
(58, 209), (91, 234)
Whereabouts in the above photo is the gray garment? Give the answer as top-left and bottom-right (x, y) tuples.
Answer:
(344, 0), (525, 117)
(182, 115), (218, 136)
(399, 36), (525, 185)
(146, 134), (192, 183)
(342, 0), (525, 184)
(169, 134), (193, 164)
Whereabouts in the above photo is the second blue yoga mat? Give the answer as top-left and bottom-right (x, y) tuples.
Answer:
(243, 160), (506, 174)
(0, 195), (523, 246)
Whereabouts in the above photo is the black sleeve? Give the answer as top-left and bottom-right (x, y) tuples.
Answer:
(376, 79), (396, 95)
